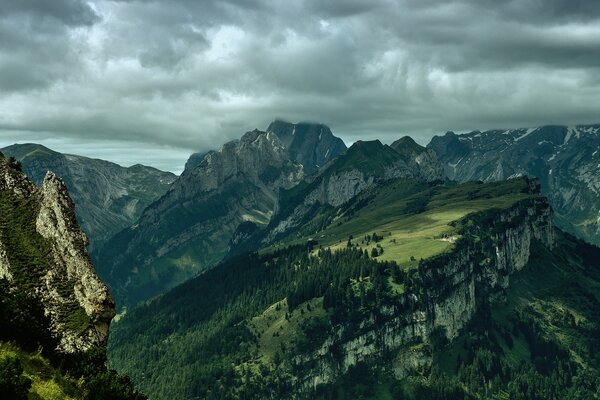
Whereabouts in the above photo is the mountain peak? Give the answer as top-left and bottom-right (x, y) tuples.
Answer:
(267, 119), (347, 173)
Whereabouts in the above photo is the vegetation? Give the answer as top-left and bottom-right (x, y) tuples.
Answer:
(0, 156), (146, 399)
(107, 176), (579, 399)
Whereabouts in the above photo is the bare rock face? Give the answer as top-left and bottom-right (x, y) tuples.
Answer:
(0, 159), (114, 353)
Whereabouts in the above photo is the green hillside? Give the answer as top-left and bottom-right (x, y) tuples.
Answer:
(104, 176), (597, 400)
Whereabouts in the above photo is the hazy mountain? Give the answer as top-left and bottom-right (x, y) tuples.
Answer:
(183, 120), (346, 174)
(267, 120), (347, 174)
(428, 124), (600, 245)
(1, 143), (176, 250)
(0, 154), (144, 399)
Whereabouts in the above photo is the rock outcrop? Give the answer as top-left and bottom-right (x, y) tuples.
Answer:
(428, 124), (600, 246)
(0, 157), (114, 353)
(290, 195), (555, 392)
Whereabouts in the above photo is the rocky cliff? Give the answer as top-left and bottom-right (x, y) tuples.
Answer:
(0, 155), (114, 353)
(427, 124), (600, 246)
(2, 143), (176, 250)
(290, 196), (555, 393)
(97, 130), (304, 307)
(267, 120), (347, 174)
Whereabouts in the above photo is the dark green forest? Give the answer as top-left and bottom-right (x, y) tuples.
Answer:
(110, 230), (600, 399)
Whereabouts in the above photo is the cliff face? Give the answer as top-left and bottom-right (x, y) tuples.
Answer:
(290, 197), (555, 392)
(266, 120), (347, 174)
(427, 124), (600, 246)
(1, 143), (176, 251)
(0, 158), (114, 353)
(98, 130), (304, 307)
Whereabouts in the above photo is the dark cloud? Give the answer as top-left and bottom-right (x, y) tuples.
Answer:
(0, 0), (599, 172)
(0, 0), (99, 26)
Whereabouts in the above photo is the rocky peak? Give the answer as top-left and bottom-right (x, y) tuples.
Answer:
(267, 120), (347, 173)
(0, 157), (114, 353)
(97, 129), (304, 307)
(180, 129), (303, 195)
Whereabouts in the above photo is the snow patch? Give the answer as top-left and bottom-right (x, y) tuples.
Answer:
(515, 128), (536, 142)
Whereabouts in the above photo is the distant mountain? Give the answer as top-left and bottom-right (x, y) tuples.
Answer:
(184, 120), (347, 174)
(0, 154), (144, 399)
(428, 124), (600, 245)
(97, 130), (304, 308)
(1, 143), (176, 250)
(257, 137), (444, 245)
(267, 120), (347, 174)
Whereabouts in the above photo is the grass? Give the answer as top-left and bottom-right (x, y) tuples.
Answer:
(269, 178), (539, 269)
(0, 342), (81, 400)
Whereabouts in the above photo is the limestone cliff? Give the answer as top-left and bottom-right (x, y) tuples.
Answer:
(290, 196), (555, 393)
(0, 157), (114, 353)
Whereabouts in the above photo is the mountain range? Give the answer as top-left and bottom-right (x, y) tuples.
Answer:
(2, 120), (600, 399)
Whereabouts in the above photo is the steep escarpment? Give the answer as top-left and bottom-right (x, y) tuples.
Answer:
(97, 130), (304, 307)
(287, 197), (555, 393)
(428, 124), (600, 246)
(0, 154), (146, 399)
(0, 157), (114, 353)
(2, 143), (176, 250)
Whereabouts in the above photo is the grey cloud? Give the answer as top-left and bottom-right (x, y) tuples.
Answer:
(0, 0), (99, 26)
(0, 0), (599, 171)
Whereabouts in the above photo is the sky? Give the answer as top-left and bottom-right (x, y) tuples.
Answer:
(1, 0), (599, 174)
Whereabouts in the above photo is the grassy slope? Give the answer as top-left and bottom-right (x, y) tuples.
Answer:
(0, 343), (82, 400)
(269, 178), (537, 268)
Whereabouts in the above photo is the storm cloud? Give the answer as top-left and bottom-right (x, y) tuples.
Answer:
(1, 0), (599, 172)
